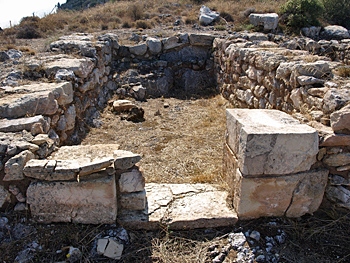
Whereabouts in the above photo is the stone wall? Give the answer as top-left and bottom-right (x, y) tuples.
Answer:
(214, 37), (350, 210)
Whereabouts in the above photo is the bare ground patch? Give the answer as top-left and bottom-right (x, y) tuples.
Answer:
(83, 94), (229, 187)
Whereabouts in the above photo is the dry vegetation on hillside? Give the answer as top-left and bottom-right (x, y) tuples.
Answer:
(1, 1), (350, 262)
(0, 0), (286, 48)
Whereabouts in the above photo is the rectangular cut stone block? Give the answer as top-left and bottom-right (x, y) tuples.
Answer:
(233, 169), (328, 219)
(226, 109), (318, 176)
(119, 168), (145, 193)
(27, 172), (117, 224)
(120, 191), (146, 211)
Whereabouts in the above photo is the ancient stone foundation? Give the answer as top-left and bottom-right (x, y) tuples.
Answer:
(1, 31), (350, 227)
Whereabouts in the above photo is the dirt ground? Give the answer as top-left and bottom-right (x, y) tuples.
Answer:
(83, 94), (228, 186)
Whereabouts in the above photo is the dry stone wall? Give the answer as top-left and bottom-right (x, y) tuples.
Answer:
(1, 30), (350, 221)
(214, 36), (350, 210)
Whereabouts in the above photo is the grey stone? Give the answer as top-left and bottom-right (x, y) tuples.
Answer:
(0, 186), (10, 208)
(119, 169), (145, 193)
(330, 104), (350, 134)
(3, 150), (35, 181)
(23, 159), (80, 181)
(118, 183), (238, 230)
(0, 115), (48, 133)
(226, 109), (318, 176)
(189, 33), (215, 46)
(146, 37), (162, 54)
(199, 5), (219, 26)
(113, 150), (141, 170)
(249, 13), (279, 31)
(120, 191), (146, 210)
(321, 25), (350, 40)
(27, 173), (117, 224)
(129, 44), (147, 56)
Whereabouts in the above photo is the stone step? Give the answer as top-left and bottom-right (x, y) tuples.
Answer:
(118, 183), (238, 230)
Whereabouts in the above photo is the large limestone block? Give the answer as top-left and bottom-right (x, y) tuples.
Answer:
(226, 109), (318, 176)
(0, 82), (73, 118)
(119, 168), (145, 193)
(189, 33), (215, 46)
(3, 150), (35, 181)
(330, 104), (350, 134)
(249, 13), (279, 31)
(233, 169), (328, 219)
(24, 159), (80, 181)
(27, 173), (117, 224)
(45, 57), (95, 78)
(49, 144), (119, 160)
(0, 115), (48, 133)
(118, 184), (238, 230)
(114, 150), (141, 170)
(120, 190), (146, 210)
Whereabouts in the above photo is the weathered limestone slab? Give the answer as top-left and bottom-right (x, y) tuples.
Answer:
(118, 183), (238, 230)
(120, 191), (146, 210)
(0, 82), (73, 118)
(112, 100), (136, 112)
(119, 169), (145, 193)
(320, 133), (350, 147)
(114, 150), (141, 170)
(189, 33), (215, 46)
(232, 169), (328, 219)
(24, 159), (80, 181)
(226, 109), (318, 176)
(79, 157), (114, 176)
(0, 115), (48, 133)
(27, 172), (117, 224)
(249, 13), (279, 31)
(49, 144), (119, 161)
(3, 150), (35, 181)
(330, 104), (350, 134)
(44, 57), (95, 78)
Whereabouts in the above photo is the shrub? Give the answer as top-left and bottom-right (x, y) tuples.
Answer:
(16, 16), (42, 39)
(280, 0), (324, 32)
(135, 20), (152, 29)
(322, 0), (350, 29)
(128, 3), (143, 21)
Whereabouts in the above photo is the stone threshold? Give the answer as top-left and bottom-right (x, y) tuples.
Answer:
(118, 183), (238, 230)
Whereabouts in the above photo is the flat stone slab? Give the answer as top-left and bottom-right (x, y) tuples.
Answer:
(27, 172), (117, 224)
(226, 109), (318, 176)
(0, 82), (73, 118)
(118, 183), (238, 230)
(0, 115), (48, 133)
(49, 144), (120, 160)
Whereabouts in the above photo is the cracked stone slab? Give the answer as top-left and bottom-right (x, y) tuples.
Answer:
(27, 172), (117, 224)
(226, 109), (318, 176)
(113, 150), (141, 170)
(24, 159), (80, 181)
(232, 168), (328, 220)
(49, 144), (120, 161)
(0, 82), (73, 118)
(118, 183), (238, 230)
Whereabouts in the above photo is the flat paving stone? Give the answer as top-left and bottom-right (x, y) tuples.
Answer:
(118, 183), (238, 230)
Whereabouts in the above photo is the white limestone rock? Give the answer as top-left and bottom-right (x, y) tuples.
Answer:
(199, 6), (219, 26)
(3, 150), (35, 181)
(119, 169), (145, 193)
(27, 173), (117, 224)
(249, 13), (279, 31)
(226, 109), (318, 176)
(113, 150), (141, 170)
(146, 37), (162, 54)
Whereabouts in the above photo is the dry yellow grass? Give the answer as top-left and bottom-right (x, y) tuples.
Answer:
(83, 95), (230, 187)
(0, 0), (288, 40)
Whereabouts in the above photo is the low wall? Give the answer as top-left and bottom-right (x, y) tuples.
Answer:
(1, 31), (350, 217)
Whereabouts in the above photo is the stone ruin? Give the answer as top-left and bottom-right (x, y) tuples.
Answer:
(0, 30), (350, 229)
